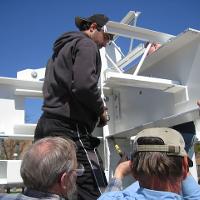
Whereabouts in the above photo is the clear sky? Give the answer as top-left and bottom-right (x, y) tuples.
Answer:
(0, 0), (200, 122)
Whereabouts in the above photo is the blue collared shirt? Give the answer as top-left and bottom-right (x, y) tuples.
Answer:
(98, 175), (200, 200)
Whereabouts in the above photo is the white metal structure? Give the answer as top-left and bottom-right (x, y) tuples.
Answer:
(1, 11), (200, 187)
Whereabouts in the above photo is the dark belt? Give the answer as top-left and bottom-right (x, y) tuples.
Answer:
(42, 112), (88, 134)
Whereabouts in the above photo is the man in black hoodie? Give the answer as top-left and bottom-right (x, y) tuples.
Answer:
(34, 14), (113, 200)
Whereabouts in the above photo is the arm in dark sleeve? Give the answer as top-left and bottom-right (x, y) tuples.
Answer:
(72, 39), (104, 116)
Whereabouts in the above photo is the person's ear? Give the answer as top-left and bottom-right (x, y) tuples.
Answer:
(182, 156), (189, 179)
(130, 161), (138, 179)
(90, 23), (97, 32)
(129, 160), (133, 169)
(60, 172), (69, 191)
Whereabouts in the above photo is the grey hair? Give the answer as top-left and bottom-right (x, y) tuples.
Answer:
(20, 137), (76, 191)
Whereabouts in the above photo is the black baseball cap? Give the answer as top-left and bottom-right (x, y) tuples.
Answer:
(75, 14), (109, 30)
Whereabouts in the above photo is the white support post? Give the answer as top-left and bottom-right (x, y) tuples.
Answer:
(105, 54), (123, 73)
(133, 43), (152, 75)
(128, 11), (141, 53)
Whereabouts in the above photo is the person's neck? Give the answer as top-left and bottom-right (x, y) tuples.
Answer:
(140, 176), (182, 194)
(49, 184), (62, 197)
(82, 30), (91, 39)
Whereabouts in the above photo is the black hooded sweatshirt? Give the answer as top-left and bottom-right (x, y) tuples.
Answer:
(42, 31), (104, 133)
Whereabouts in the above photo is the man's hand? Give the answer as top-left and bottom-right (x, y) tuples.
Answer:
(114, 160), (132, 180)
(97, 107), (110, 127)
